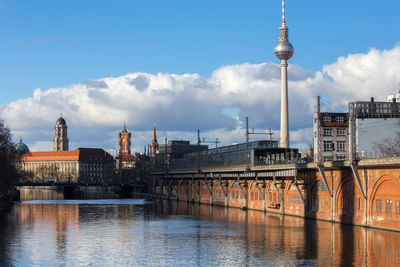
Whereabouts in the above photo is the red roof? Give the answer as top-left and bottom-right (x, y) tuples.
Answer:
(21, 148), (113, 162)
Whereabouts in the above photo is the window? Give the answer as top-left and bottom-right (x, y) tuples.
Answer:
(323, 128), (332, 137)
(337, 128), (346, 137)
(324, 196), (329, 207)
(322, 116), (331, 123)
(336, 154), (346, 160)
(269, 192), (272, 202)
(324, 141), (333, 152)
(376, 199), (382, 213)
(342, 197), (349, 209)
(251, 192), (254, 200)
(323, 156), (333, 162)
(396, 200), (400, 215)
(236, 191), (239, 199)
(355, 198), (361, 210)
(386, 200), (392, 214)
(255, 192), (258, 201)
(336, 116), (344, 123)
(337, 141), (346, 152)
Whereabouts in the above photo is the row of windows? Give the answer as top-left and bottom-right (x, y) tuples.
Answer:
(288, 193), (302, 205)
(323, 155), (347, 161)
(269, 192), (278, 203)
(311, 196), (330, 211)
(230, 190), (242, 200)
(322, 116), (345, 123)
(376, 199), (400, 215)
(229, 191), (266, 201)
(323, 128), (346, 137)
(323, 141), (346, 152)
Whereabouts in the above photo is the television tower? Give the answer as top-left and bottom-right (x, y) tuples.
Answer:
(275, 0), (294, 148)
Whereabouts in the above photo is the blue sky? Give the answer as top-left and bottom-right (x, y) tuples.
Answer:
(1, 0), (400, 152)
(1, 0), (399, 103)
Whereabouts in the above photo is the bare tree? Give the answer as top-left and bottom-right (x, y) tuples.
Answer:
(373, 119), (400, 157)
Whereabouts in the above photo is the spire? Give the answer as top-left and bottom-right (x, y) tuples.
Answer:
(123, 121), (127, 132)
(282, 0), (286, 26)
(152, 123), (158, 144)
(19, 136), (22, 143)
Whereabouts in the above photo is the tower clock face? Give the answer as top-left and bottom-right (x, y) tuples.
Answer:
(122, 138), (125, 142)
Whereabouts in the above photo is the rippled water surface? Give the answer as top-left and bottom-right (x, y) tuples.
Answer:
(1, 199), (400, 266)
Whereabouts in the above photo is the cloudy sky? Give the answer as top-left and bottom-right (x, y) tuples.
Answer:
(1, 0), (400, 155)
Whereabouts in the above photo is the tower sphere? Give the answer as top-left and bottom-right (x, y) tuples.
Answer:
(275, 40), (294, 60)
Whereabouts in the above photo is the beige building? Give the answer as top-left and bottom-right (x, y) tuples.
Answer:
(16, 148), (114, 183)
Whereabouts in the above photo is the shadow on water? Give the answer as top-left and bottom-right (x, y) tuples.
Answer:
(339, 169), (355, 266)
(0, 213), (14, 267)
(305, 167), (356, 266)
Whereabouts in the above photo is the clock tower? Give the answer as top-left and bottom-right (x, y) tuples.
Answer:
(117, 122), (133, 160)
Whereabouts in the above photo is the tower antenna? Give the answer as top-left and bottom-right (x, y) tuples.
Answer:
(282, 0), (286, 26)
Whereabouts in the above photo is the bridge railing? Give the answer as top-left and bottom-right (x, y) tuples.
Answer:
(152, 152), (312, 173)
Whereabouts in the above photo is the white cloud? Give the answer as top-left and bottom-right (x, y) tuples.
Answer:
(2, 46), (400, 152)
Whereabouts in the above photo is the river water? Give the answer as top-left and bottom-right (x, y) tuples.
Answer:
(1, 198), (400, 267)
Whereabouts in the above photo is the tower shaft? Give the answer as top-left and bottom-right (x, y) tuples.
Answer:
(280, 60), (289, 148)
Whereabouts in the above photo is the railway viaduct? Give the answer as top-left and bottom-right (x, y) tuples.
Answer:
(151, 158), (400, 232)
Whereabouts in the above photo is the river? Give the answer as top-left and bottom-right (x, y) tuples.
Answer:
(1, 198), (400, 266)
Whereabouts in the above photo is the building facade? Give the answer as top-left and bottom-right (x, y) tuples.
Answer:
(313, 97), (400, 162)
(313, 112), (349, 162)
(53, 116), (69, 151)
(16, 148), (114, 183)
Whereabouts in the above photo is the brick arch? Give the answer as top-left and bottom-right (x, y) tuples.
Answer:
(369, 174), (400, 217)
(284, 181), (297, 205)
(230, 180), (241, 190)
(308, 179), (330, 214)
(335, 179), (355, 214)
(284, 181), (301, 201)
(333, 171), (353, 194)
(248, 180), (257, 191)
(266, 181), (279, 206)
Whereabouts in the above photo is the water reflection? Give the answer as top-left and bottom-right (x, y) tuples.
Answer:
(1, 200), (400, 266)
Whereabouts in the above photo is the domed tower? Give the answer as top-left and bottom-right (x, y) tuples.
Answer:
(53, 115), (69, 151)
(275, 0), (294, 148)
(15, 136), (30, 155)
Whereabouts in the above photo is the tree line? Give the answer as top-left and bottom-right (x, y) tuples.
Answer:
(0, 120), (18, 198)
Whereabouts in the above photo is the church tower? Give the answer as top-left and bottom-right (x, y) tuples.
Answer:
(150, 123), (159, 157)
(118, 122), (132, 160)
(53, 115), (69, 151)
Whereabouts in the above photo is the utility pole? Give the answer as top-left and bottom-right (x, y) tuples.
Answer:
(202, 137), (220, 148)
(317, 96), (322, 162)
(246, 117), (250, 171)
(165, 137), (168, 172)
(197, 129), (201, 171)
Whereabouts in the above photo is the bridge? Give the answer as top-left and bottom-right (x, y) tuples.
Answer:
(14, 182), (145, 201)
(150, 156), (400, 232)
